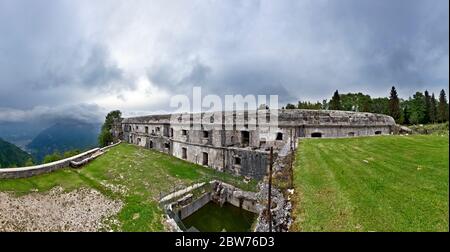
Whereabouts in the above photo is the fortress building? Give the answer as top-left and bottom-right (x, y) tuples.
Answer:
(114, 109), (396, 180)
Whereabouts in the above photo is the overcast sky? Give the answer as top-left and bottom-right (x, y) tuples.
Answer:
(0, 0), (448, 123)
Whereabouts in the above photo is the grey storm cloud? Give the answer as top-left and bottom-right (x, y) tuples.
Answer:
(0, 0), (448, 123)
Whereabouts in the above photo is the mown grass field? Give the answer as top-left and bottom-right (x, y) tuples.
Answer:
(0, 143), (257, 231)
(292, 135), (449, 232)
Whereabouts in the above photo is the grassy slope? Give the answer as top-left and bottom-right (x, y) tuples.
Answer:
(0, 143), (257, 231)
(292, 135), (449, 232)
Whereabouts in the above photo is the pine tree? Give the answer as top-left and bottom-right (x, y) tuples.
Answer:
(438, 89), (449, 122)
(403, 104), (410, 125)
(410, 92), (426, 124)
(388, 86), (401, 122)
(424, 90), (431, 123)
(329, 90), (342, 110)
(430, 93), (437, 123)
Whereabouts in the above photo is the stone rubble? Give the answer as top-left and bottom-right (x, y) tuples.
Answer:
(254, 182), (292, 232)
(0, 187), (123, 232)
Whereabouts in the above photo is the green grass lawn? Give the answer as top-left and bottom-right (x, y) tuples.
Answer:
(292, 135), (449, 232)
(0, 143), (257, 231)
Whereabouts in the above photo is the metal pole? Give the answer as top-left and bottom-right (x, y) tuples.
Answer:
(290, 129), (293, 150)
(268, 147), (273, 232)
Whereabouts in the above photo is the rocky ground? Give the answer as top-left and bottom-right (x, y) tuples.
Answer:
(0, 187), (123, 232)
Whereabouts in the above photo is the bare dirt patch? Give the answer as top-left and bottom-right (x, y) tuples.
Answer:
(0, 187), (123, 232)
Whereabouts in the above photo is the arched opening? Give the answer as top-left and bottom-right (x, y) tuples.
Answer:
(375, 131), (382, 135)
(276, 132), (283, 140)
(311, 132), (322, 138)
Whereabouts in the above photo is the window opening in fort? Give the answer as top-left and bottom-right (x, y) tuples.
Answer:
(311, 132), (322, 138)
(241, 131), (250, 146)
(203, 131), (209, 138)
(202, 152), (208, 166)
(182, 130), (187, 136)
(276, 132), (283, 140)
(234, 157), (241, 166)
(170, 128), (174, 137)
(156, 127), (160, 132)
(136, 126), (139, 130)
(164, 143), (170, 149)
(137, 138), (141, 144)
(145, 126), (148, 134)
(182, 148), (187, 159)
(375, 131), (382, 135)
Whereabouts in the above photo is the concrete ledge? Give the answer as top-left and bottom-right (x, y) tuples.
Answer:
(0, 142), (121, 179)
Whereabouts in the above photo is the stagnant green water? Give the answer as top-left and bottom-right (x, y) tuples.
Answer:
(182, 202), (257, 232)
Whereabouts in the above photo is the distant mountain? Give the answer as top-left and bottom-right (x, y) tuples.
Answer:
(0, 138), (32, 168)
(0, 122), (47, 150)
(26, 120), (101, 162)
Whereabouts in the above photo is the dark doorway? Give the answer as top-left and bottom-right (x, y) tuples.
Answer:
(202, 152), (209, 166)
(149, 141), (153, 148)
(234, 157), (241, 166)
(311, 132), (322, 138)
(375, 131), (382, 135)
(182, 148), (187, 159)
(241, 131), (250, 147)
(298, 126), (305, 137)
(276, 132), (283, 140)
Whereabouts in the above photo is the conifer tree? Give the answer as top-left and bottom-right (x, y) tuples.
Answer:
(388, 86), (401, 122)
(438, 89), (449, 122)
(329, 90), (342, 110)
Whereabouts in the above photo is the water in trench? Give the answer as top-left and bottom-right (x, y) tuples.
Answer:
(182, 202), (257, 232)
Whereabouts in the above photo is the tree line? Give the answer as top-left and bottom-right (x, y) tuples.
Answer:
(284, 87), (449, 125)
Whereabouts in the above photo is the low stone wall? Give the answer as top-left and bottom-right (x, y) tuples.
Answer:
(211, 180), (260, 214)
(0, 142), (122, 179)
(179, 192), (211, 219)
(0, 148), (101, 179)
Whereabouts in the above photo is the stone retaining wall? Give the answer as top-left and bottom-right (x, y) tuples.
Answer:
(178, 192), (212, 220)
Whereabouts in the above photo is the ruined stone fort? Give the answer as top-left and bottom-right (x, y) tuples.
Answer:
(114, 109), (396, 180)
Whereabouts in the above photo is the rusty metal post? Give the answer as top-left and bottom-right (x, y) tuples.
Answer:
(268, 146), (273, 232)
(290, 128), (293, 150)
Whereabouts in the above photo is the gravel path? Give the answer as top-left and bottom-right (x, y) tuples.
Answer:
(0, 187), (123, 232)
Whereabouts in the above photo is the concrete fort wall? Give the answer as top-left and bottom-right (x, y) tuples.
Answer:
(117, 109), (396, 180)
(300, 125), (392, 138)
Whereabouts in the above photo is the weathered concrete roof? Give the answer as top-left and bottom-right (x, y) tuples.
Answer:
(122, 109), (395, 127)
